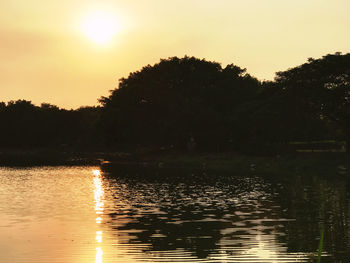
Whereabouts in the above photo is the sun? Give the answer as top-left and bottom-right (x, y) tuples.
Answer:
(81, 11), (122, 45)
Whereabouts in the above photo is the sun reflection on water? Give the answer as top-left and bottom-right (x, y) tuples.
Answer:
(248, 233), (277, 260)
(96, 231), (103, 243)
(93, 169), (101, 176)
(93, 169), (104, 263)
(95, 247), (103, 263)
(94, 170), (104, 219)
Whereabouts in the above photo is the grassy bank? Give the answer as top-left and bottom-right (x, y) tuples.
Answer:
(148, 152), (348, 176)
(99, 151), (350, 178)
(0, 149), (100, 166)
(1, 149), (349, 179)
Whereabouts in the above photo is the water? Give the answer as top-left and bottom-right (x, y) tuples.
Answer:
(0, 166), (349, 263)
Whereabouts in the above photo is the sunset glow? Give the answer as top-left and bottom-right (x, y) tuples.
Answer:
(1, 1), (350, 108)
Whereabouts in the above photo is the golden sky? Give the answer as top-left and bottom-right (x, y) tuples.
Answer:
(1, 0), (350, 108)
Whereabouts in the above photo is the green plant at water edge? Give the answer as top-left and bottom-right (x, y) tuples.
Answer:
(317, 230), (324, 263)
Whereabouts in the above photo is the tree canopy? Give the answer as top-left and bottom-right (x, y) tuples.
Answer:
(1, 53), (350, 153)
(0, 100), (101, 149)
(274, 53), (350, 142)
(98, 56), (261, 150)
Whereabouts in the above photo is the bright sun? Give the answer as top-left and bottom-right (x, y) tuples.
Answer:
(81, 11), (122, 45)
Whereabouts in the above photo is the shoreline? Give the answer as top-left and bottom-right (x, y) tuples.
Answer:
(1, 150), (348, 178)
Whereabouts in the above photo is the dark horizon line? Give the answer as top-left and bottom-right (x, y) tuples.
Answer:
(2, 51), (347, 110)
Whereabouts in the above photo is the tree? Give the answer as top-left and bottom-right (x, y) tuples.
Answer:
(0, 100), (101, 149)
(274, 53), (350, 145)
(99, 56), (261, 150)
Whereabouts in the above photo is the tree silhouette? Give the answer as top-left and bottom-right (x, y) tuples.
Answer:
(0, 100), (101, 149)
(1, 53), (349, 154)
(275, 53), (350, 145)
(98, 56), (260, 151)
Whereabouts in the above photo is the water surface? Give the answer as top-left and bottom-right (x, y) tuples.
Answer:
(0, 166), (349, 262)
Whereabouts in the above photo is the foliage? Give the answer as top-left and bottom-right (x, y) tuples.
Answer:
(0, 100), (101, 149)
(317, 230), (324, 263)
(98, 56), (260, 150)
(1, 53), (350, 153)
(274, 53), (350, 142)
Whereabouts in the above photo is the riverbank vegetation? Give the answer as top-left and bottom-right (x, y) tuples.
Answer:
(1, 52), (350, 166)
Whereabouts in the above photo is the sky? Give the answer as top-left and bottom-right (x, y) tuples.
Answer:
(1, 0), (350, 109)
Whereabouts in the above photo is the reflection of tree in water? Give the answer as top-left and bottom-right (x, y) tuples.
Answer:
(103, 171), (288, 259)
(279, 174), (350, 257)
(101, 169), (350, 261)
(118, 212), (224, 258)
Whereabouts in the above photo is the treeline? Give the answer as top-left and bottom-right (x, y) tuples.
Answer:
(0, 101), (100, 149)
(1, 53), (350, 153)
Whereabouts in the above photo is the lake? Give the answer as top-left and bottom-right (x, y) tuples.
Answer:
(0, 166), (349, 262)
